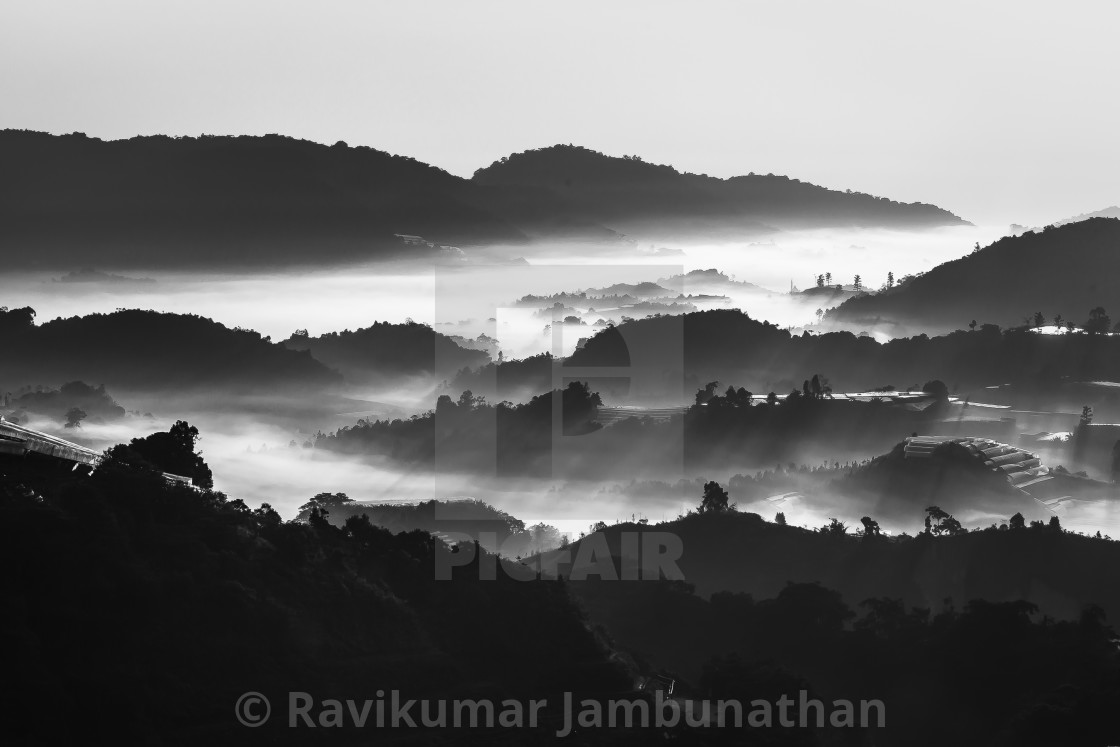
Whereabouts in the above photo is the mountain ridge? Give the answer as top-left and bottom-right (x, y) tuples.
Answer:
(1, 130), (968, 269)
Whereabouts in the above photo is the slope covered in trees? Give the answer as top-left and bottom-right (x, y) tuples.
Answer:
(472, 144), (967, 235)
(281, 321), (489, 384)
(0, 130), (526, 268)
(1, 131), (967, 270)
(455, 308), (1120, 404)
(829, 218), (1120, 333)
(0, 439), (628, 744)
(0, 307), (340, 393)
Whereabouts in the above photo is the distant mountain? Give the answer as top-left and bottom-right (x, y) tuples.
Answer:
(0, 130), (526, 269)
(280, 321), (489, 384)
(472, 144), (968, 236)
(828, 218), (1120, 333)
(1012, 206), (1120, 234)
(0, 132), (967, 269)
(0, 307), (340, 393)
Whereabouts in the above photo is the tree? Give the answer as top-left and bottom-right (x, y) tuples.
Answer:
(825, 272), (832, 285)
(969, 319), (977, 332)
(765, 391), (779, 406)
(1080, 405), (1094, 428)
(110, 420), (214, 489)
(1054, 313), (1063, 328)
(818, 518), (848, 537)
(816, 274), (824, 288)
(886, 271), (894, 289)
(815, 308), (824, 324)
(699, 481), (731, 514)
(860, 516), (881, 537)
(1032, 311), (1046, 328)
(64, 407), (87, 429)
(1009, 512), (1025, 530)
(924, 506), (963, 536)
(1048, 515), (1062, 532)
(1084, 307), (1112, 335)
(775, 512), (787, 526)
(922, 380), (949, 401)
(695, 381), (720, 406)
(854, 274), (862, 292)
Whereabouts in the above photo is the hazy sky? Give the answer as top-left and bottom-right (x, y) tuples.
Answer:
(4, 0), (1117, 225)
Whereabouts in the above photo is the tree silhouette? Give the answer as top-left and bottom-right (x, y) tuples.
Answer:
(1085, 307), (1112, 334)
(109, 420), (214, 489)
(924, 506), (963, 536)
(1009, 512), (1026, 530)
(699, 481), (731, 514)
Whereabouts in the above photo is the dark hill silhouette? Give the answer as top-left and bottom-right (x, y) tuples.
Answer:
(1, 132), (966, 269)
(456, 308), (1120, 403)
(0, 130), (526, 269)
(472, 144), (967, 235)
(829, 218), (1120, 333)
(281, 321), (489, 384)
(3, 381), (126, 425)
(547, 510), (1120, 646)
(0, 307), (340, 393)
(554, 517), (1120, 746)
(0, 437), (629, 744)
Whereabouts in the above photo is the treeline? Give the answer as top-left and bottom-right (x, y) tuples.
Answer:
(281, 320), (489, 384)
(0, 307), (340, 393)
(573, 571), (1120, 746)
(317, 383), (603, 475)
(454, 308), (1120, 402)
(317, 380), (956, 477)
(296, 493), (565, 557)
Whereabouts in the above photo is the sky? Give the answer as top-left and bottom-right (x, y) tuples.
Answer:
(3, 0), (1117, 226)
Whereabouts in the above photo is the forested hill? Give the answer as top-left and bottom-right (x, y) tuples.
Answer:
(471, 144), (967, 234)
(281, 321), (489, 383)
(829, 218), (1120, 332)
(1, 131), (966, 269)
(0, 306), (341, 393)
(453, 308), (1120, 400)
(0, 130), (526, 268)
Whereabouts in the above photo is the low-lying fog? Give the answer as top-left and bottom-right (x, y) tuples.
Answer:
(14, 222), (1106, 541)
(2, 225), (1001, 355)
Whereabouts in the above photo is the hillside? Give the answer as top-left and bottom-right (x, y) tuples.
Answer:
(0, 441), (628, 744)
(1, 132), (967, 270)
(472, 144), (968, 235)
(280, 321), (489, 384)
(828, 218), (1120, 333)
(0, 130), (525, 269)
(0, 306), (341, 393)
(455, 308), (1120, 405)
